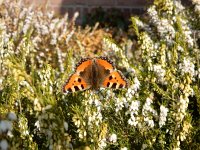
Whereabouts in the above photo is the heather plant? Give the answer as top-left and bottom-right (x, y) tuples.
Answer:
(0, 0), (200, 150)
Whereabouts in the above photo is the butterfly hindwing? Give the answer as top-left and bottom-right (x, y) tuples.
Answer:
(102, 71), (128, 89)
(63, 74), (91, 92)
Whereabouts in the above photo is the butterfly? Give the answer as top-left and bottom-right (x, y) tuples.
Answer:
(63, 57), (128, 93)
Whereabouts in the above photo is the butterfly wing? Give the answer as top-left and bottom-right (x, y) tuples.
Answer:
(63, 58), (93, 93)
(75, 58), (92, 73)
(96, 57), (114, 71)
(63, 74), (91, 92)
(101, 71), (128, 89)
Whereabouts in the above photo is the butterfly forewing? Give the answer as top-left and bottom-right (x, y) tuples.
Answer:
(75, 58), (92, 73)
(96, 57), (114, 71)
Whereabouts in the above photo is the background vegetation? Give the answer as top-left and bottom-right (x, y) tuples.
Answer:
(0, 0), (200, 149)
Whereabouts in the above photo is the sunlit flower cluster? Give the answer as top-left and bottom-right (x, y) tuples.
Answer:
(192, 0), (200, 14)
(139, 33), (155, 69)
(127, 100), (140, 126)
(176, 95), (189, 122)
(159, 105), (169, 127)
(178, 18), (194, 48)
(121, 147), (128, 150)
(163, 0), (174, 15)
(109, 133), (117, 143)
(179, 57), (195, 78)
(22, 8), (34, 34)
(142, 96), (158, 128)
(134, 17), (151, 32)
(179, 121), (192, 141)
(37, 65), (53, 92)
(99, 138), (107, 149)
(148, 5), (175, 45)
(147, 6), (159, 24)
(115, 97), (126, 112)
(152, 64), (166, 84)
(174, 0), (185, 13)
(103, 37), (130, 68)
(34, 105), (72, 149)
(125, 77), (140, 99)
(72, 93), (108, 148)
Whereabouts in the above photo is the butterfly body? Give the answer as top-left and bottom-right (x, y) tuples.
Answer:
(63, 57), (128, 93)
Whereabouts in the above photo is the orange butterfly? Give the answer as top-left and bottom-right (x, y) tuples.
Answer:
(63, 57), (128, 93)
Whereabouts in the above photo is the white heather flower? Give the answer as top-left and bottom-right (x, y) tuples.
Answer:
(41, 25), (49, 35)
(153, 64), (166, 84)
(133, 77), (140, 91)
(50, 33), (57, 45)
(35, 120), (40, 130)
(177, 95), (189, 121)
(159, 19), (175, 37)
(96, 113), (103, 125)
(159, 105), (169, 127)
(109, 133), (117, 143)
(141, 144), (148, 150)
(128, 115), (138, 126)
(49, 18), (59, 31)
(129, 100), (140, 115)
(73, 117), (80, 128)
(65, 30), (75, 43)
(47, 11), (54, 19)
(125, 77), (140, 99)
(192, 0), (200, 4)
(99, 138), (107, 149)
(165, 0), (173, 14)
(195, 4), (200, 14)
(77, 129), (86, 139)
(115, 98), (124, 112)
(22, 11), (34, 34)
(179, 57), (195, 77)
(73, 12), (79, 21)
(126, 88), (134, 98)
(103, 37), (121, 53)
(177, 45), (184, 52)
(174, 0), (185, 12)
(7, 112), (17, 121)
(0, 139), (8, 150)
(147, 6), (158, 24)
(42, 105), (52, 112)
(179, 18), (194, 48)
(179, 96), (189, 112)
(88, 97), (93, 105)
(19, 8), (27, 19)
(56, 47), (64, 73)
(144, 117), (154, 128)
(142, 96), (157, 128)
(23, 23), (30, 34)
(135, 18), (144, 27)
(180, 121), (192, 141)
(94, 99), (102, 107)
